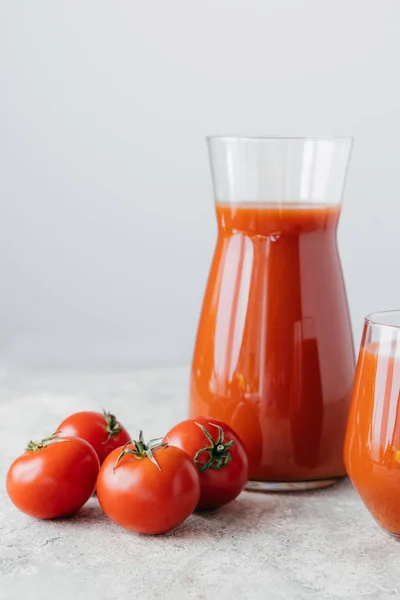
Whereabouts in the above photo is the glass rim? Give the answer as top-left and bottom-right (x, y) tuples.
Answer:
(206, 135), (354, 143)
(365, 310), (400, 330)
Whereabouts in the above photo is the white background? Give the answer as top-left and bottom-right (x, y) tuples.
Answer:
(0, 0), (399, 369)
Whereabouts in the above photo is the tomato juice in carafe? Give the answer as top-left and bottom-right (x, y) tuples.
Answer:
(189, 137), (355, 490)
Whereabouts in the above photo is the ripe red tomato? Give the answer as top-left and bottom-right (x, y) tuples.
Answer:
(6, 435), (99, 519)
(57, 411), (130, 464)
(166, 417), (249, 510)
(97, 432), (200, 534)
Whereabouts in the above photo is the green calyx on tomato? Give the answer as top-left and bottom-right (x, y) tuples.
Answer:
(194, 422), (235, 472)
(113, 430), (168, 472)
(103, 410), (122, 444)
(25, 433), (66, 453)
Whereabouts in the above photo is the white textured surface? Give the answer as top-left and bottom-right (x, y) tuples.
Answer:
(0, 368), (399, 600)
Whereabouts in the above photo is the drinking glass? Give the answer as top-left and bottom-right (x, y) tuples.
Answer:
(345, 310), (400, 535)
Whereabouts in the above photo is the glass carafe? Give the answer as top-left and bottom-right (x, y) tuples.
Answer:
(189, 136), (355, 491)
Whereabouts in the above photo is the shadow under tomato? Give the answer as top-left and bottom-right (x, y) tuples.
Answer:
(160, 492), (279, 539)
(49, 498), (106, 526)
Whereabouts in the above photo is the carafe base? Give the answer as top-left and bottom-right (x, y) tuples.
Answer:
(246, 478), (340, 492)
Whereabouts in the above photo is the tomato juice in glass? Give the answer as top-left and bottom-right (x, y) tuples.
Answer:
(345, 311), (400, 535)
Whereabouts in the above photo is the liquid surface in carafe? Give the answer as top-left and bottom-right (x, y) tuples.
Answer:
(190, 202), (355, 482)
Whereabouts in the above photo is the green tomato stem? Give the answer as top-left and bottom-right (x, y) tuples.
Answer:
(193, 422), (235, 472)
(26, 432), (66, 452)
(112, 431), (168, 473)
(102, 410), (122, 444)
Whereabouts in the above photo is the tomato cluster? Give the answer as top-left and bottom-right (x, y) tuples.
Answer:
(6, 411), (249, 535)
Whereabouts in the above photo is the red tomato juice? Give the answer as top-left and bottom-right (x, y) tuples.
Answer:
(190, 202), (355, 482)
(345, 344), (400, 534)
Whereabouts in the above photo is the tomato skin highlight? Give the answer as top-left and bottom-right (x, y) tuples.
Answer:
(97, 445), (200, 534)
(6, 437), (100, 519)
(166, 417), (249, 510)
(57, 411), (130, 465)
